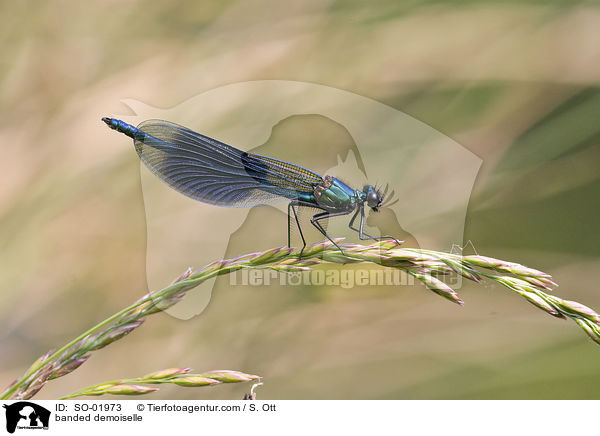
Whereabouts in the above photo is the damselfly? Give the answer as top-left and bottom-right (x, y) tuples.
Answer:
(102, 117), (399, 253)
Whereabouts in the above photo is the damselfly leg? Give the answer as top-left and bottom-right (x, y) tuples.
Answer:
(287, 201), (347, 255)
(349, 205), (402, 247)
(288, 200), (307, 253)
(310, 210), (350, 254)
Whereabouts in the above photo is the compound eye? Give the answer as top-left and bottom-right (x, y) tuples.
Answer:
(367, 190), (379, 207)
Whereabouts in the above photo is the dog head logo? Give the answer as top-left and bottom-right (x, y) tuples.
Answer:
(3, 402), (50, 433)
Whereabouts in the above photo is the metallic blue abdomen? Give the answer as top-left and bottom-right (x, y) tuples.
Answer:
(102, 117), (142, 140)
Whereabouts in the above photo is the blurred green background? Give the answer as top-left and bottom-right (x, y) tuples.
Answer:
(1, 0), (599, 399)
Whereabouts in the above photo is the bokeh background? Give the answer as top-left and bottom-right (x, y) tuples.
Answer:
(1, 0), (599, 399)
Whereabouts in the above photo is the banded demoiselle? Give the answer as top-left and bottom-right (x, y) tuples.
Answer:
(102, 117), (399, 253)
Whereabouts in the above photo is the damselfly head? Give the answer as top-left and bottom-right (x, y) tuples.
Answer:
(363, 185), (383, 212)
